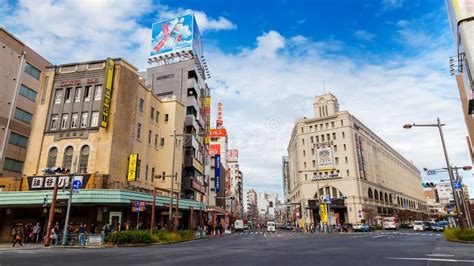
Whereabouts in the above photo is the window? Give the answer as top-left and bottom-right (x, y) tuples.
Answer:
(151, 107), (155, 120)
(335, 157), (339, 165)
(303, 150), (305, 156)
(342, 132), (345, 138)
(148, 130), (152, 144)
(341, 120), (344, 126)
(50, 114), (59, 130)
(94, 85), (102, 101)
(54, 89), (63, 104)
(24, 62), (41, 80)
(81, 112), (88, 128)
(91, 111), (99, 127)
(79, 145), (89, 173)
(9, 132), (28, 148)
(346, 169), (349, 176)
(368, 188), (373, 199)
(304, 162), (306, 169)
(71, 113), (79, 128)
(343, 144), (346, 151)
(162, 171), (166, 180)
(334, 145), (337, 152)
(331, 122), (335, 128)
(151, 167), (155, 182)
(165, 114), (169, 122)
(332, 133), (336, 140)
(312, 160), (316, 167)
(155, 111), (159, 123)
(154, 134), (158, 146)
(311, 148), (315, 155)
(84, 86), (91, 101)
(19, 84), (37, 102)
(139, 98), (144, 112)
(61, 114), (69, 129)
(327, 134), (330, 141)
(47, 147), (58, 167)
(345, 157), (348, 163)
(136, 159), (141, 181)
(63, 146), (74, 169)
(310, 136), (314, 143)
(385, 193), (388, 202)
(321, 135), (325, 142)
(137, 123), (142, 139)
(374, 190), (379, 200)
(74, 87), (81, 102)
(302, 138), (305, 145)
(160, 138), (165, 146)
(3, 158), (23, 173)
(316, 136), (319, 142)
(145, 165), (149, 181)
(65, 88), (72, 103)
(380, 191), (384, 201)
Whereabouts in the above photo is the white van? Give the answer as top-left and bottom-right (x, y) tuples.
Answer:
(234, 219), (244, 232)
(267, 221), (276, 232)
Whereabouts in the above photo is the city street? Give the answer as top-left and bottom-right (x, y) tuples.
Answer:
(0, 229), (473, 266)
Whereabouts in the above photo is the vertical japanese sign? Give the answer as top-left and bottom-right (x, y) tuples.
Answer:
(205, 96), (211, 144)
(320, 204), (328, 223)
(101, 58), (114, 128)
(128, 153), (138, 182)
(215, 154), (221, 193)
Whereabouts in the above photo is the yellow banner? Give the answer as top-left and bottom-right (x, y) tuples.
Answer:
(127, 153), (138, 181)
(320, 204), (328, 223)
(101, 58), (114, 128)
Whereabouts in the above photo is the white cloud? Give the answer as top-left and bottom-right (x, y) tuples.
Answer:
(156, 5), (236, 32)
(382, 0), (405, 10)
(354, 30), (376, 41)
(205, 30), (473, 196)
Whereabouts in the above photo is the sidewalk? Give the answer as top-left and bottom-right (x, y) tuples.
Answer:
(0, 243), (44, 251)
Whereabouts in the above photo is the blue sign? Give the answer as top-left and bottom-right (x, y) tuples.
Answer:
(448, 207), (453, 213)
(215, 154), (221, 193)
(150, 14), (201, 59)
(426, 170), (436, 175)
(135, 201), (140, 213)
(454, 181), (462, 191)
(325, 195), (331, 203)
(72, 179), (82, 190)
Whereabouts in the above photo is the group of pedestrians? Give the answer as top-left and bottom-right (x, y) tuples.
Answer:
(11, 222), (43, 247)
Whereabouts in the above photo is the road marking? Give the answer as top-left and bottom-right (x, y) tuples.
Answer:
(264, 233), (267, 237)
(371, 235), (385, 239)
(387, 257), (474, 263)
(278, 234), (282, 237)
(425, 254), (455, 257)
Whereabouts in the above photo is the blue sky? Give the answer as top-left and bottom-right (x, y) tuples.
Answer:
(1, 0), (472, 198)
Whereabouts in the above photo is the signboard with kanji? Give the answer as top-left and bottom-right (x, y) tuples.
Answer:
(27, 175), (90, 190)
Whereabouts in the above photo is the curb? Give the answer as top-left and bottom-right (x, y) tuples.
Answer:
(445, 238), (474, 244)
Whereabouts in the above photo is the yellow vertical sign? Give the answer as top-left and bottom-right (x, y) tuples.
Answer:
(320, 204), (328, 223)
(101, 58), (114, 128)
(128, 153), (138, 181)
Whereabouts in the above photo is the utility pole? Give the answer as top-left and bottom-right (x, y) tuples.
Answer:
(43, 184), (58, 247)
(168, 130), (177, 231)
(454, 169), (472, 228)
(62, 157), (77, 245)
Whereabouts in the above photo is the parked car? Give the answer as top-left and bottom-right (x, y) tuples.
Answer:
(353, 223), (370, 232)
(432, 221), (449, 232)
(413, 221), (431, 231)
(267, 221), (276, 232)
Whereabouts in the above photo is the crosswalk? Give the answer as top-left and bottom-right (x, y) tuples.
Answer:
(228, 230), (302, 238)
(349, 231), (442, 239)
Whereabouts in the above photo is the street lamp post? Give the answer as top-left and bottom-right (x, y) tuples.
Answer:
(404, 117), (464, 228)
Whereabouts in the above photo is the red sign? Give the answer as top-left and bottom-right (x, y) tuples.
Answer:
(60, 79), (81, 87)
(86, 78), (99, 84)
(209, 128), (227, 138)
(227, 149), (238, 161)
(209, 144), (221, 157)
(191, 179), (206, 194)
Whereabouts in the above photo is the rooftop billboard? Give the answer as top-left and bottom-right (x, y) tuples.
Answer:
(149, 14), (202, 59)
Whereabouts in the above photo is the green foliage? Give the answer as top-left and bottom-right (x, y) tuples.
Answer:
(444, 228), (474, 242)
(153, 230), (195, 243)
(107, 230), (151, 245)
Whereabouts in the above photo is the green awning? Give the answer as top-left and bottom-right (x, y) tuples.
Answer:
(0, 189), (205, 210)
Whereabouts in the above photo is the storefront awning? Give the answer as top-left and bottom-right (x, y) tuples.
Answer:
(0, 189), (206, 210)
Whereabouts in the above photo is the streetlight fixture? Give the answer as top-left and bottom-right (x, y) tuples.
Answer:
(403, 117), (464, 228)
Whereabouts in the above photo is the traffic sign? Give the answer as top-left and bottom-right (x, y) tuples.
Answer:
(72, 179), (82, 189)
(454, 181), (462, 191)
(426, 170), (436, 175)
(324, 195), (331, 203)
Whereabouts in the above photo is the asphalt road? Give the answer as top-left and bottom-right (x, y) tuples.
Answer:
(0, 229), (473, 266)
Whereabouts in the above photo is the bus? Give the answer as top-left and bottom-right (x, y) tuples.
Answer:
(382, 217), (399, 230)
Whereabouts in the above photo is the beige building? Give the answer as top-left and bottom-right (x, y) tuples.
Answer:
(0, 28), (50, 190)
(23, 58), (185, 194)
(286, 93), (427, 225)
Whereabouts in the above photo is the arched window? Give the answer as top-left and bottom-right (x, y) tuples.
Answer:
(368, 188), (373, 199)
(389, 194), (393, 203)
(63, 146), (74, 169)
(79, 145), (90, 173)
(47, 147), (58, 167)
(374, 190), (379, 200)
(380, 191), (383, 201)
(384, 193), (388, 202)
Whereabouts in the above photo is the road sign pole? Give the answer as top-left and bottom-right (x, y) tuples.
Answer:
(62, 157), (77, 245)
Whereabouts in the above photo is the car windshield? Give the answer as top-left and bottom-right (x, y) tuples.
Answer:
(414, 222), (423, 225)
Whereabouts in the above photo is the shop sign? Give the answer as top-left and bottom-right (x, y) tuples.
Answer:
(27, 175), (90, 190)
(209, 144), (220, 157)
(311, 173), (341, 181)
(209, 128), (227, 138)
(215, 154), (221, 193)
(191, 179), (206, 194)
(101, 58), (114, 128)
(320, 204), (328, 223)
(127, 153), (138, 181)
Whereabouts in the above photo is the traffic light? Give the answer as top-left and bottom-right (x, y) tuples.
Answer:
(422, 182), (435, 188)
(42, 195), (48, 207)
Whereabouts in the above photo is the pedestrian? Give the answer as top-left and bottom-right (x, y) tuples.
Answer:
(12, 226), (24, 247)
(51, 227), (58, 245)
(33, 222), (41, 243)
(78, 223), (86, 246)
(53, 223), (61, 245)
